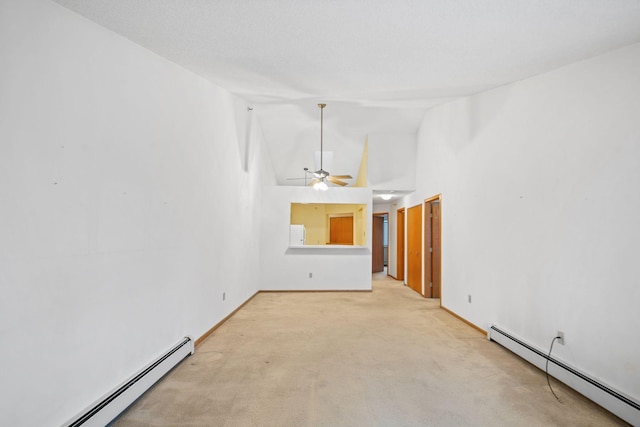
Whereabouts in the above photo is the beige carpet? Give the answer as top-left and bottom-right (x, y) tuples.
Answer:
(113, 272), (627, 426)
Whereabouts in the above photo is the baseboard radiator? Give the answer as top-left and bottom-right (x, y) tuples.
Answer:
(489, 325), (639, 426)
(64, 336), (194, 427)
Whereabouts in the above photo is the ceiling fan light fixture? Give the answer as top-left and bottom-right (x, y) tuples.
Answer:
(313, 179), (328, 191)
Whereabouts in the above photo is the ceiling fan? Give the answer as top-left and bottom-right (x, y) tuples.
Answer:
(308, 103), (353, 190)
(285, 104), (353, 189)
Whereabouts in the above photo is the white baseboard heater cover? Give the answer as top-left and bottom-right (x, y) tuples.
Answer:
(64, 336), (194, 427)
(489, 325), (639, 426)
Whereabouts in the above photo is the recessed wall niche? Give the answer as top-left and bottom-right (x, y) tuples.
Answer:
(289, 203), (367, 246)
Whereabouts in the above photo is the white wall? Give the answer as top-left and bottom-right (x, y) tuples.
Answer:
(368, 132), (416, 190)
(405, 43), (640, 402)
(260, 186), (372, 290)
(0, 1), (272, 425)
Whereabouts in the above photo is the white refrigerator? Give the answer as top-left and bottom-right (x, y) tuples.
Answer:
(289, 224), (306, 246)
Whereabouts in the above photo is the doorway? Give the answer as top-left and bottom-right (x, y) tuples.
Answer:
(424, 195), (442, 298)
(372, 213), (388, 273)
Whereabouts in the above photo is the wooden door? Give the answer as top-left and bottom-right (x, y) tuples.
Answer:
(424, 202), (433, 298)
(330, 216), (353, 244)
(431, 200), (442, 298)
(407, 204), (423, 296)
(372, 215), (384, 272)
(396, 208), (405, 281)
(423, 197), (442, 299)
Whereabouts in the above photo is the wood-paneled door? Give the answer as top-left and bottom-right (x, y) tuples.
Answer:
(329, 216), (354, 244)
(424, 201), (433, 298)
(396, 208), (405, 281)
(372, 215), (385, 273)
(424, 196), (442, 298)
(431, 200), (442, 298)
(407, 204), (423, 296)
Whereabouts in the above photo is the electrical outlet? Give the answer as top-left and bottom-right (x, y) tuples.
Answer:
(557, 331), (564, 345)
(309, 272), (313, 278)
(223, 292), (226, 301)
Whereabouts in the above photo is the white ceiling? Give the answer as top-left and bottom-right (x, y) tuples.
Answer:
(54, 0), (640, 187)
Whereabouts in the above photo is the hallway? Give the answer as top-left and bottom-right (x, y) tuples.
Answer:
(114, 275), (625, 426)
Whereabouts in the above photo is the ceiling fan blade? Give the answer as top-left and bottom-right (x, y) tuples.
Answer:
(329, 175), (352, 179)
(287, 168), (312, 181)
(327, 176), (348, 186)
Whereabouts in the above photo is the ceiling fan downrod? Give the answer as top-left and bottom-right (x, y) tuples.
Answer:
(317, 103), (327, 177)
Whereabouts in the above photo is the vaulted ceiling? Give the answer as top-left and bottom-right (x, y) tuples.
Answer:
(54, 0), (640, 187)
